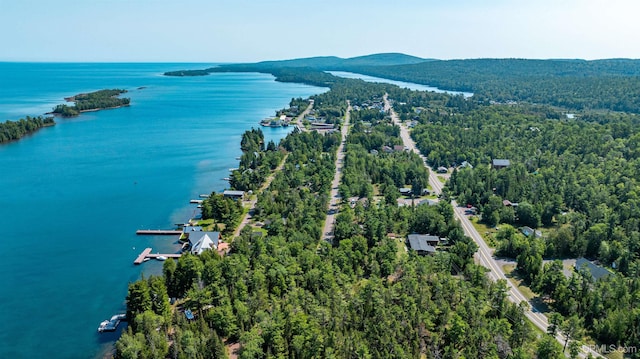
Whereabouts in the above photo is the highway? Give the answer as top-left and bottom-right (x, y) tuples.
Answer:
(383, 94), (602, 358)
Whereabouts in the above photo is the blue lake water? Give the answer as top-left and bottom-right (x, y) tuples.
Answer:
(0, 63), (326, 359)
(328, 71), (474, 97)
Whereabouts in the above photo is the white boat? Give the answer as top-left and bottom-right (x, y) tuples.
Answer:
(97, 314), (127, 332)
(97, 320), (110, 332)
(156, 256), (167, 261)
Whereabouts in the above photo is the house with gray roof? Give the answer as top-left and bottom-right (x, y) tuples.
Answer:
(183, 226), (203, 233)
(575, 258), (611, 281)
(407, 234), (441, 255)
(223, 190), (245, 200)
(492, 159), (511, 169)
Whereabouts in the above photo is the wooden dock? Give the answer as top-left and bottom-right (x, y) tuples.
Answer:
(136, 230), (182, 235)
(134, 248), (182, 264)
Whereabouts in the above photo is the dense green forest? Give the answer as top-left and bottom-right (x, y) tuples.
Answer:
(229, 128), (285, 192)
(167, 54), (640, 113)
(142, 60), (640, 357)
(388, 89), (640, 352)
(200, 193), (244, 236)
(116, 82), (566, 358)
(0, 116), (55, 143)
(349, 59), (640, 113)
(52, 89), (130, 117)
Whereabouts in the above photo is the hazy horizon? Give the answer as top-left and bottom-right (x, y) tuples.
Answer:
(2, 53), (639, 64)
(2, 0), (639, 62)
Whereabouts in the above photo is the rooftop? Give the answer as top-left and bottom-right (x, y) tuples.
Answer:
(408, 237), (436, 254)
(407, 234), (440, 254)
(223, 190), (245, 197)
(575, 258), (611, 281)
(492, 159), (511, 167)
(189, 231), (220, 255)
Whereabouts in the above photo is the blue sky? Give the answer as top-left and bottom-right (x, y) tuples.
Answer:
(1, 0), (638, 62)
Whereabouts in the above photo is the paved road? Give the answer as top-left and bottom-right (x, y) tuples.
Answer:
(232, 101), (315, 239)
(295, 99), (314, 132)
(322, 102), (351, 244)
(383, 94), (444, 194)
(383, 94), (602, 358)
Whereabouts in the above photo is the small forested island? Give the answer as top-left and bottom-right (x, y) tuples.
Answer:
(52, 89), (130, 117)
(1, 90), (130, 144)
(164, 69), (210, 77)
(0, 116), (55, 143)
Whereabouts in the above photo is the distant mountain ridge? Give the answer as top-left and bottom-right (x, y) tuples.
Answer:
(242, 53), (430, 69)
(164, 53), (640, 113)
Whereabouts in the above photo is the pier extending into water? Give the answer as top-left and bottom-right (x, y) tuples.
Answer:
(136, 229), (182, 235)
(134, 248), (182, 264)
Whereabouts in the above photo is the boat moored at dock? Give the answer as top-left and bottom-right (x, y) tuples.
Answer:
(97, 313), (127, 332)
(134, 248), (182, 264)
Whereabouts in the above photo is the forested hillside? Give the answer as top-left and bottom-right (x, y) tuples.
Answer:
(171, 55), (640, 113)
(350, 59), (640, 113)
(164, 53), (426, 76)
